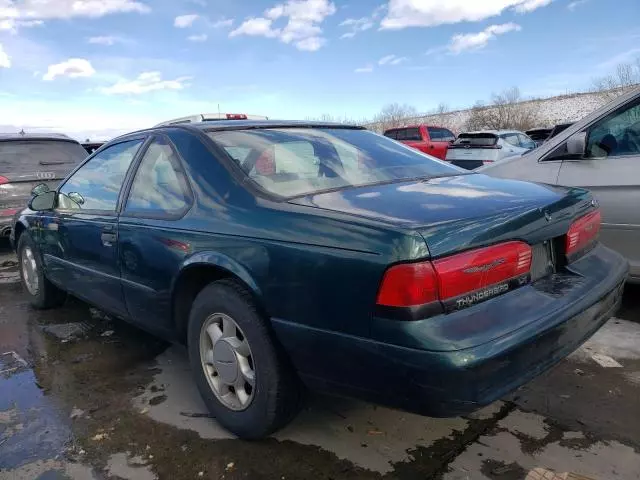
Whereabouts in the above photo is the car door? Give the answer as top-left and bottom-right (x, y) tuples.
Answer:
(427, 127), (455, 160)
(42, 137), (146, 316)
(117, 136), (194, 331)
(557, 96), (640, 280)
(517, 133), (537, 152)
(401, 127), (425, 152)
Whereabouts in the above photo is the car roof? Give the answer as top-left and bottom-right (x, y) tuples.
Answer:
(112, 120), (366, 142)
(461, 130), (523, 135)
(0, 132), (78, 143)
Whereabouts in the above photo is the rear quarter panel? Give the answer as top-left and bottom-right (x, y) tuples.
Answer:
(164, 129), (428, 338)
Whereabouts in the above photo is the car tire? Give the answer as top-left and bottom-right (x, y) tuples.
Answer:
(187, 278), (301, 439)
(17, 232), (66, 309)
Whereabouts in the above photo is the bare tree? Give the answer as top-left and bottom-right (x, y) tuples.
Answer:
(305, 114), (361, 125)
(370, 103), (419, 133)
(592, 57), (640, 101)
(464, 87), (540, 131)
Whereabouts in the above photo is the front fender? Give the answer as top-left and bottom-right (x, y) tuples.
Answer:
(174, 250), (263, 297)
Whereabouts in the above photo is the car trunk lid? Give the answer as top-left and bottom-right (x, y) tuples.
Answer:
(290, 173), (594, 259)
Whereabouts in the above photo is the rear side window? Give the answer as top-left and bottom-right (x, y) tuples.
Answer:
(500, 133), (520, 147)
(404, 128), (421, 141)
(0, 140), (87, 176)
(383, 130), (398, 140)
(125, 138), (191, 217)
(454, 133), (498, 147)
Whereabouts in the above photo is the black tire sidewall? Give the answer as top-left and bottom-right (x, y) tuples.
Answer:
(187, 281), (295, 439)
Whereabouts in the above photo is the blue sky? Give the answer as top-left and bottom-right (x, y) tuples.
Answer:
(0, 0), (639, 140)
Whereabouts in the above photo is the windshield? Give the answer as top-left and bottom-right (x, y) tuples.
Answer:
(208, 128), (463, 197)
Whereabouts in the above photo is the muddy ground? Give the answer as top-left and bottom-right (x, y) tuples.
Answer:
(1, 240), (639, 480)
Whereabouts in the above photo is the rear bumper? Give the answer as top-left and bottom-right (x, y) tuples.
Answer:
(273, 244), (628, 417)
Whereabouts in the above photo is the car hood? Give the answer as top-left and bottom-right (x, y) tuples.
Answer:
(289, 174), (593, 257)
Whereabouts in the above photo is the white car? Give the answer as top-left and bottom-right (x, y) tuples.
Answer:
(155, 113), (268, 127)
(445, 130), (537, 170)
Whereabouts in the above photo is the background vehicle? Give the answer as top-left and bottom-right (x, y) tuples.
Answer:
(526, 127), (553, 147)
(545, 122), (574, 142)
(446, 130), (537, 170)
(12, 121), (626, 440)
(0, 133), (87, 238)
(155, 113), (268, 127)
(383, 125), (455, 160)
(481, 87), (640, 282)
(82, 142), (104, 154)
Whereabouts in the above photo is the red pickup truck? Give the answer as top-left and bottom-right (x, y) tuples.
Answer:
(383, 125), (456, 160)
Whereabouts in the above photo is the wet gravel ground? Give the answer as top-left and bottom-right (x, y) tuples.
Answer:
(1, 240), (640, 480)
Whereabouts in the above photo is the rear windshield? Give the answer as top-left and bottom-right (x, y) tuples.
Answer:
(208, 128), (463, 197)
(453, 133), (498, 147)
(0, 140), (87, 175)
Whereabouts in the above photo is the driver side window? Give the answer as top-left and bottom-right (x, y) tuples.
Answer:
(58, 139), (144, 211)
(586, 99), (640, 158)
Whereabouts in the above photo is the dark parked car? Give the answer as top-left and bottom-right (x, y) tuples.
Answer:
(11, 121), (627, 439)
(82, 142), (105, 155)
(0, 133), (88, 238)
(526, 128), (553, 146)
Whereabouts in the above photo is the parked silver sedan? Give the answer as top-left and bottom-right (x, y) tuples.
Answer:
(445, 130), (537, 170)
(481, 87), (640, 282)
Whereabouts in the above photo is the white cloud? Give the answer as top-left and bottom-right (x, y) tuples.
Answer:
(211, 18), (234, 28)
(98, 71), (191, 95)
(230, 0), (336, 51)
(0, 19), (43, 33)
(513, 0), (552, 12)
(295, 36), (325, 51)
(448, 23), (521, 54)
(187, 34), (208, 42)
(43, 58), (96, 81)
(567, 0), (588, 10)
(229, 17), (279, 37)
(174, 14), (199, 28)
(0, 44), (10, 68)
(0, 0), (149, 28)
(378, 54), (408, 65)
(381, 0), (552, 29)
(88, 35), (122, 46)
(339, 4), (385, 39)
(354, 65), (373, 73)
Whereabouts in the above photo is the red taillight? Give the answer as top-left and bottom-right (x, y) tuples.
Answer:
(0, 208), (19, 217)
(482, 160), (494, 164)
(433, 241), (531, 300)
(226, 113), (248, 120)
(0, 175), (8, 185)
(376, 262), (439, 307)
(566, 210), (601, 258)
(376, 241), (532, 310)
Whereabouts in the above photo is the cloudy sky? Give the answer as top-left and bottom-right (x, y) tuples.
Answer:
(0, 0), (638, 140)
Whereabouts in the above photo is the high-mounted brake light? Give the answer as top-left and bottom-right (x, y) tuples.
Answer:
(0, 176), (8, 185)
(566, 210), (601, 259)
(226, 114), (248, 120)
(376, 241), (532, 312)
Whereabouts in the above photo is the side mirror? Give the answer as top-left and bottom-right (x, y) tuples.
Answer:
(29, 191), (56, 211)
(68, 192), (85, 206)
(31, 183), (50, 196)
(566, 132), (587, 156)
